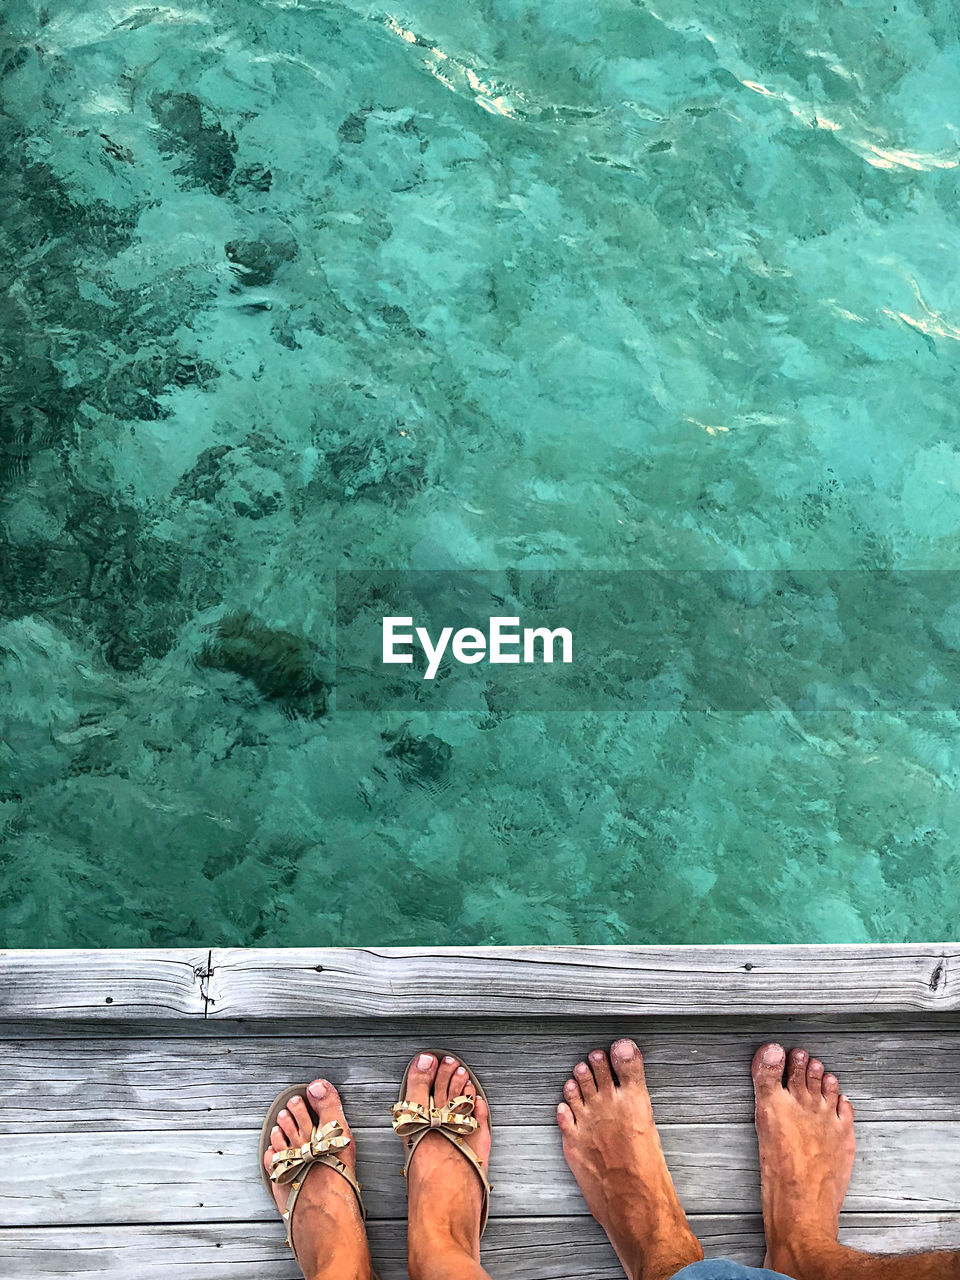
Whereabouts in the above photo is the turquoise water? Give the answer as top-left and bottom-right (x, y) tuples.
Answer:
(2, 0), (960, 946)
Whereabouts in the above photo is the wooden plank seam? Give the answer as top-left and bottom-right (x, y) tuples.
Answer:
(197, 950), (215, 1018)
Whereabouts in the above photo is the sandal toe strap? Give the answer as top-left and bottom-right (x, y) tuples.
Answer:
(270, 1119), (350, 1183)
(390, 1094), (478, 1138)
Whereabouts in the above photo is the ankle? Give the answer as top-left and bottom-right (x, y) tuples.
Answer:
(634, 1230), (704, 1280)
(309, 1264), (371, 1280)
(301, 1210), (371, 1280)
(306, 1239), (372, 1280)
(767, 1235), (849, 1280)
(409, 1222), (480, 1280)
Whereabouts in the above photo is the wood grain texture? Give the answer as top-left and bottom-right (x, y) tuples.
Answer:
(3, 1123), (960, 1227)
(2, 1026), (958, 1131)
(206, 946), (959, 1019)
(2, 1215), (960, 1280)
(1, 947), (956, 1020)
(0, 951), (209, 1019)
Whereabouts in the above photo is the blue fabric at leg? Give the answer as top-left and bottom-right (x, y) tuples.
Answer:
(672, 1261), (794, 1280)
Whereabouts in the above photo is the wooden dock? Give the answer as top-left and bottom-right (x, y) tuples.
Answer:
(1, 945), (958, 1277)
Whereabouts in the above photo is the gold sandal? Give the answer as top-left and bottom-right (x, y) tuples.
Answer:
(259, 1084), (366, 1253)
(390, 1051), (493, 1236)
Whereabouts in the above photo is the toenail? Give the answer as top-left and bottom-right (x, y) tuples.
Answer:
(575, 1063), (588, 1075)
(589, 1050), (604, 1061)
(443, 1056), (456, 1064)
(612, 1039), (636, 1059)
(762, 1045), (784, 1065)
(455, 1067), (465, 1076)
(290, 1096), (301, 1105)
(309, 1081), (327, 1099)
(417, 1053), (434, 1070)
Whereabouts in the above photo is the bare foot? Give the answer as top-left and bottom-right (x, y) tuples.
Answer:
(263, 1080), (373, 1280)
(404, 1052), (492, 1280)
(557, 1039), (703, 1280)
(752, 1044), (856, 1276)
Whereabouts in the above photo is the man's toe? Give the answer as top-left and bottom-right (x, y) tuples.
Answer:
(752, 1043), (786, 1101)
(786, 1048), (809, 1097)
(556, 1101), (575, 1133)
(610, 1039), (646, 1087)
(805, 1058), (825, 1100)
(563, 1077), (584, 1114)
(574, 1061), (596, 1095)
(589, 1049), (614, 1092)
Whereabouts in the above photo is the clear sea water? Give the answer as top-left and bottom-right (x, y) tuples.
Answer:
(2, 0), (960, 947)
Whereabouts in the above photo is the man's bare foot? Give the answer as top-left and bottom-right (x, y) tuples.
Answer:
(263, 1080), (373, 1280)
(752, 1043), (856, 1276)
(404, 1052), (492, 1280)
(557, 1039), (704, 1280)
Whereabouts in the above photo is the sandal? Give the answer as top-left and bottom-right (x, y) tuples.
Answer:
(390, 1051), (493, 1236)
(259, 1084), (366, 1253)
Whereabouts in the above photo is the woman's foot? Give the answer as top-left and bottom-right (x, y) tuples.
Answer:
(557, 1039), (703, 1280)
(752, 1044), (856, 1277)
(263, 1080), (373, 1280)
(403, 1052), (492, 1280)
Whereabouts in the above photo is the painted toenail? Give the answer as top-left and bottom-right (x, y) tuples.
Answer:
(417, 1053), (434, 1070)
(575, 1063), (588, 1074)
(612, 1039), (636, 1058)
(455, 1067), (466, 1076)
(309, 1081), (327, 1099)
(443, 1056), (456, 1064)
(762, 1045), (784, 1065)
(290, 1096), (301, 1105)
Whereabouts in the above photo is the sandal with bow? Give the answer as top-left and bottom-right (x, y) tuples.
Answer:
(390, 1050), (493, 1236)
(259, 1083), (366, 1255)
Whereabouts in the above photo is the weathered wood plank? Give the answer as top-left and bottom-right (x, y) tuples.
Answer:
(0, 951), (209, 1020)
(206, 947), (959, 1019)
(2, 1216), (960, 1279)
(2, 1026), (958, 1130)
(0, 948), (956, 1021)
(4, 1124), (959, 1226)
